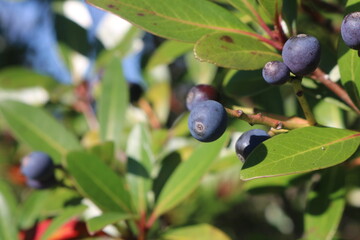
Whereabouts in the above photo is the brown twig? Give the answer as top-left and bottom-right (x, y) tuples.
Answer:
(138, 98), (162, 129)
(310, 68), (360, 115)
(225, 108), (310, 129)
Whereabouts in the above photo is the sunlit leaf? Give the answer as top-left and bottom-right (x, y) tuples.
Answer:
(87, 0), (251, 43)
(162, 224), (231, 240)
(240, 127), (360, 180)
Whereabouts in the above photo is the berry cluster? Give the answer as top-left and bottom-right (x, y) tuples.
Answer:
(186, 85), (270, 162)
(186, 85), (227, 142)
(263, 34), (321, 85)
(20, 151), (56, 189)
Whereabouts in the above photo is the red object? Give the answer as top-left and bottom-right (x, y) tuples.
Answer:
(19, 218), (108, 240)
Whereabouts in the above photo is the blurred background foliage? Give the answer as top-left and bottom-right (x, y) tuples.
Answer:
(0, 0), (359, 239)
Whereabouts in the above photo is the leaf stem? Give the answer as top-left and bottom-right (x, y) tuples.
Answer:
(225, 108), (310, 129)
(310, 68), (360, 115)
(290, 77), (317, 126)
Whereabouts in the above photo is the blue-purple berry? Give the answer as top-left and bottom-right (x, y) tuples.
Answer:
(282, 34), (321, 76)
(188, 100), (227, 142)
(21, 151), (55, 181)
(262, 61), (290, 85)
(341, 12), (360, 50)
(235, 129), (270, 162)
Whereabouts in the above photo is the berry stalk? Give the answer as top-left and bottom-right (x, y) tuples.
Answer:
(290, 77), (317, 126)
(225, 108), (310, 129)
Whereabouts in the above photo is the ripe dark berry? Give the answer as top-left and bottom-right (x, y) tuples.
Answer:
(262, 61), (290, 85)
(341, 12), (360, 50)
(282, 34), (321, 76)
(186, 84), (219, 111)
(21, 151), (55, 181)
(235, 129), (270, 163)
(188, 100), (227, 142)
(26, 174), (57, 189)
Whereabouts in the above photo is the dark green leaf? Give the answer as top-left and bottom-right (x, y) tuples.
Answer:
(194, 32), (281, 70)
(240, 127), (360, 180)
(0, 181), (18, 240)
(153, 133), (229, 217)
(0, 100), (81, 164)
(126, 124), (153, 213)
(161, 224), (231, 240)
(98, 57), (128, 148)
(40, 205), (87, 240)
(87, 0), (250, 43)
(86, 212), (135, 233)
(223, 69), (271, 97)
(66, 151), (134, 213)
(304, 167), (346, 240)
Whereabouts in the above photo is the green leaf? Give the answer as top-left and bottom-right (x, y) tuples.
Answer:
(304, 167), (346, 240)
(66, 151), (133, 213)
(227, 0), (258, 22)
(0, 181), (18, 240)
(86, 212), (135, 233)
(223, 69), (271, 97)
(40, 205), (87, 240)
(338, 34), (360, 109)
(240, 127), (360, 180)
(153, 152), (182, 200)
(194, 32), (281, 70)
(153, 133), (229, 217)
(97, 26), (142, 69)
(146, 41), (193, 69)
(126, 124), (154, 214)
(87, 0), (250, 43)
(55, 13), (103, 56)
(258, 0), (283, 22)
(98, 57), (128, 148)
(0, 100), (81, 164)
(19, 190), (52, 229)
(161, 224), (231, 240)
(0, 67), (57, 90)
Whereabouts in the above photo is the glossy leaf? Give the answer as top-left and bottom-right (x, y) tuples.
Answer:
(338, 0), (360, 108)
(19, 190), (52, 229)
(146, 41), (193, 69)
(223, 69), (271, 97)
(304, 167), (346, 240)
(0, 181), (18, 240)
(98, 57), (128, 148)
(153, 133), (229, 217)
(126, 124), (154, 214)
(40, 205), (87, 240)
(0, 67), (57, 90)
(194, 32), (281, 70)
(0, 100), (81, 164)
(240, 127), (360, 180)
(86, 212), (135, 233)
(87, 0), (251, 43)
(161, 224), (231, 240)
(66, 151), (133, 213)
